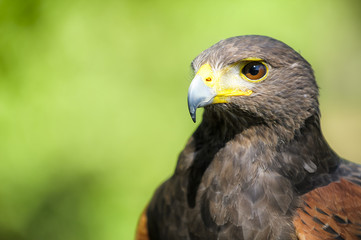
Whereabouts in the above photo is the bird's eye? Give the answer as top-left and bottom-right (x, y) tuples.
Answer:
(241, 61), (267, 81)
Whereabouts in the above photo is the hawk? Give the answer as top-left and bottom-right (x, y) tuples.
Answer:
(136, 35), (361, 240)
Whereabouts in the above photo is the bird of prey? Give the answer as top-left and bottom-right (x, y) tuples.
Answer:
(135, 35), (361, 240)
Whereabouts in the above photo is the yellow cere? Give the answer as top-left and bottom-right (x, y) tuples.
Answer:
(196, 63), (215, 88)
(196, 63), (254, 104)
(213, 89), (253, 103)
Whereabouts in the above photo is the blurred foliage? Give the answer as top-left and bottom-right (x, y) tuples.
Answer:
(0, 0), (360, 239)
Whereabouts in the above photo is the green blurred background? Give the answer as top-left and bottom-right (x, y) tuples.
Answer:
(0, 0), (360, 239)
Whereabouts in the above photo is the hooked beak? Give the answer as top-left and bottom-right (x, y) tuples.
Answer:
(187, 63), (253, 123)
(187, 74), (216, 122)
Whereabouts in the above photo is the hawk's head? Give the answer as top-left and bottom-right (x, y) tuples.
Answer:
(188, 35), (319, 132)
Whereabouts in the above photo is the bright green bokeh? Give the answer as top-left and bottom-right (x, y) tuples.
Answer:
(0, 0), (360, 239)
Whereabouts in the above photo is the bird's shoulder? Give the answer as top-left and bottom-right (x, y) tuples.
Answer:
(135, 208), (149, 240)
(293, 172), (361, 240)
(333, 159), (361, 185)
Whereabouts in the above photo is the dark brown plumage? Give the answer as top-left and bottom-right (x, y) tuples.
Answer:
(136, 35), (361, 240)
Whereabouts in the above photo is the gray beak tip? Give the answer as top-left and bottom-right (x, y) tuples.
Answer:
(188, 103), (197, 123)
(191, 114), (196, 123)
(187, 75), (216, 123)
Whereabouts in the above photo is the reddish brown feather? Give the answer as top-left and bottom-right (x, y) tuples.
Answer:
(293, 179), (361, 240)
(135, 208), (149, 240)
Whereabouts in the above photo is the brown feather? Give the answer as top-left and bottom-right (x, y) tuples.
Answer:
(135, 208), (149, 240)
(293, 178), (361, 240)
(144, 35), (361, 240)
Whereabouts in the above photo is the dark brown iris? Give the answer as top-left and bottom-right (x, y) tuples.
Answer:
(242, 62), (267, 80)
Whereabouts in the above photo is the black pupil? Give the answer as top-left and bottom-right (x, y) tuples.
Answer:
(249, 64), (260, 75)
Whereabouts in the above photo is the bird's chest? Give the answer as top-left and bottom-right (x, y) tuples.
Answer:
(180, 150), (298, 239)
